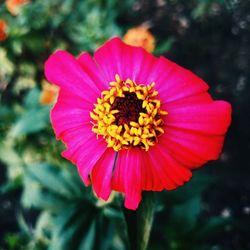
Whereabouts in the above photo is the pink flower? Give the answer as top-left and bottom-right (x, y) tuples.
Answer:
(44, 37), (231, 210)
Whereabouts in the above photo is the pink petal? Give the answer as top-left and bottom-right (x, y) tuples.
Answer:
(60, 126), (94, 160)
(112, 148), (143, 210)
(160, 127), (226, 169)
(44, 50), (100, 103)
(152, 144), (192, 185)
(148, 145), (192, 190)
(94, 37), (157, 84)
(50, 89), (107, 185)
(91, 149), (117, 200)
(77, 52), (108, 91)
(165, 101), (232, 135)
(112, 149), (165, 194)
(51, 90), (93, 139)
(140, 150), (165, 191)
(111, 151), (125, 193)
(148, 57), (209, 103)
(162, 92), (213, 110)
(62, 135), (107, 185)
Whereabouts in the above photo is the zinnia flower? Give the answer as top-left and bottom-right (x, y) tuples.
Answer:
(45, 37), (231, 210)
(0, 20), (7, 42)
(123, 26), (155, 53)
(6, 0), (30, 16)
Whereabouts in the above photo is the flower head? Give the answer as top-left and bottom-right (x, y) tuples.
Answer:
(6, 0), (30, 16)
(40, 80), (59, 105)
(123, 26), (155, 53)
(0, 20), (8, 42)
(45, 37), (231, 210)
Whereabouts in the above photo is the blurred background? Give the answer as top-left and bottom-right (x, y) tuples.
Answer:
(0, 0), (249, 249)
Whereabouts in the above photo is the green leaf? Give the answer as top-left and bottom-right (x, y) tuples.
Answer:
(9, 106), (50, 137)
(21, 162), (92, 210)
(170, 196), (202, 232)
(0, 140), (24, 181)
(24, 88), (41, 108)
(25, 163), (77, 199)
(154, 37), (175, 55)
(191, 0), (211, 19)
(34, 211), (53, 241)
(22, 176), (68, 210)
(50, 204), (98, 250)
(78, 221), (96, 250)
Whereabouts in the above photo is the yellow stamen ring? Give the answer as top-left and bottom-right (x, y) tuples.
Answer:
(90, 74), (168, 151)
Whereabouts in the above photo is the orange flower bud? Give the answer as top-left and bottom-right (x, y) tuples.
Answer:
(0, 20), (7, 42)
(6, 0), (31, 16)
(123, 26), (156, 53)
(40, 81), (59, 105)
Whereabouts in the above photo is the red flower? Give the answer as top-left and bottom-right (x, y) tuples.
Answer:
(0, 20), (7, 42)
(45, 37), (231, 210)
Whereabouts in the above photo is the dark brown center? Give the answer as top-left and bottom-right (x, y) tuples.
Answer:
(110, 92), (145, 125)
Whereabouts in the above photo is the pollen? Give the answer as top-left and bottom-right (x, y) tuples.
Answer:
(90, 74), (168, 151)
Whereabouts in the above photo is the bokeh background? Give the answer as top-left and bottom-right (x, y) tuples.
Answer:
(0, 0), (249, 249)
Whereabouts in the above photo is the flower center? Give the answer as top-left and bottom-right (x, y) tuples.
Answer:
(111, 92), (144, 126)
(90, 74), (168, 151)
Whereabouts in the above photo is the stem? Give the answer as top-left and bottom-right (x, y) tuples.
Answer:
(123, 192), (155, 250)
(123, 206), (137, 250)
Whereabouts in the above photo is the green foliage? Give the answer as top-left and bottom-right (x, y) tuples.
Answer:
(192, 0), (228, 19)
(154, 37), (175, 56)
(21, 163), (126, 250)
(9, 90), (50, 138)
(149, 172), (231, 250)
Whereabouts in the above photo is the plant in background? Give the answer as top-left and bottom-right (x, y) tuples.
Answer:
(45, 37), (231, 249)
(123, 26), (156, 53)
(5, 0), (31, 16)
(39, 80), (59, 105)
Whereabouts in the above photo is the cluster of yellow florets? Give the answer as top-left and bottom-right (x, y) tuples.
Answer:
(90, 74), (167, 151)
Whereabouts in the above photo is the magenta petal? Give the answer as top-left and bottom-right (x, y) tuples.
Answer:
(153, 144), (192, 185)
(60, 126), (93, 160)
(45, 50), (99, 103)
(112, 148), (143, 210)
(112, 149), (164, 193)
(51, 90), (107, 186)
(165, 101), (232, 135)
(77, 52), (108, 91)
(94, 37), (158, 84)
(160, 100), (231, 168)
(140, 150), (164, 191)
(94, 37), (124, 82)
(162, 92), (213, 110)
(63, 135), (107, 186)
(91, 149), (117, 201)
(111, 151), (125, 193)
(160, 127), (225, 168)
(150, 57), (209, 103)
(51, 90), (93, 139)
(148, 146), (188, 190)
(123, 149), (142, 210)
